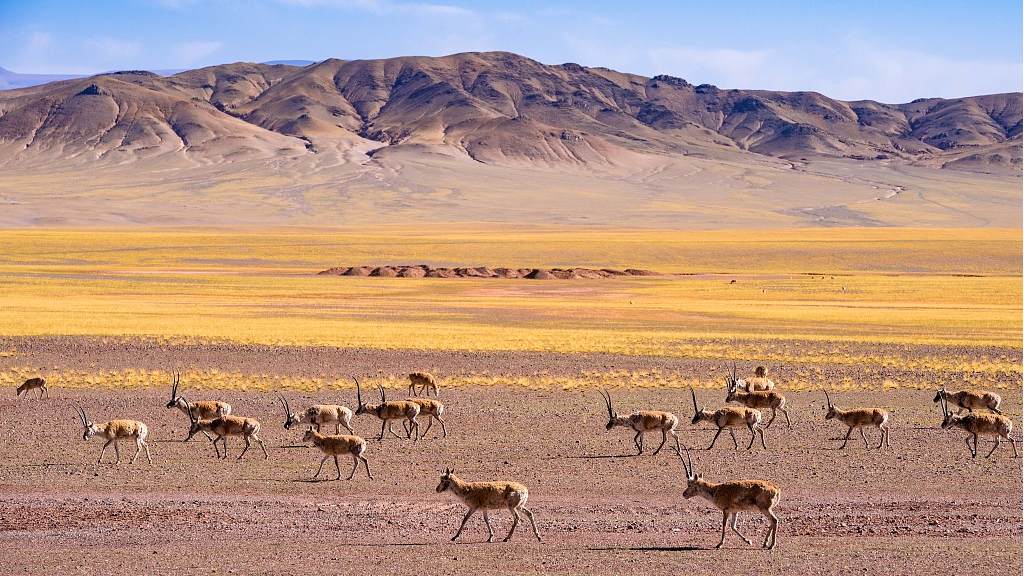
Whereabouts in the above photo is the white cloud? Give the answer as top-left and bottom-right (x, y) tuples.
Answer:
(85, 37), (143, 60)
(28, 31), (53, 52)
(174, 41), (223, 64)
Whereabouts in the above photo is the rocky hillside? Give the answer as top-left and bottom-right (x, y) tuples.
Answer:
(0, 52), (1020, 172)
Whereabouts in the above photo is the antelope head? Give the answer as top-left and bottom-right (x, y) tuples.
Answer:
(436, 467), (455, 493)
(724, 371), (740, 402)
(690, 387), (711, 425)
(301, 426), (318, 443)
(165, 371), (182, 408)
(932, 387), (947, 404)
(823, 389), (839, 420)
(277, 393), (299, 429)
(600, 389), (618, 429)
(75, 404), (99, 440)
(673, 446), (703, 498)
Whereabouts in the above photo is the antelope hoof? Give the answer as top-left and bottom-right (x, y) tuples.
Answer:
(715, 542), (724, 549)
(450, 536), (458, 542)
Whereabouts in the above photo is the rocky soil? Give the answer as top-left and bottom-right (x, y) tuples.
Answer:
(0, 339), (1020, 575)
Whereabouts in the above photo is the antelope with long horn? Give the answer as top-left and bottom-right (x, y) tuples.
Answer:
(408, 371), (440, 397)
(182, 397), (269, 460)
(74, 404), (152, 465)
(16, 377), (48, 399)
(599, 389), (681, 456)
(404, 397), (448, 439)
(278, 393), (354, 434)
(938, 394), (1018, 458)
(690, 387), (767, 450)
(933, 387), (1002, 415)
(166, 372), (231, 440)
(725, 378), (791, 429)
(673, 446), (780, 550)
(302, 427), (373, 480)
(353, 378), (420, 441)
(436, 467), (542, 543)
(822, 389), (890, 450)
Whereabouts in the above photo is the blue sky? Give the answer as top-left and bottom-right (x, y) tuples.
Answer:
(1, 0), (1021, 103)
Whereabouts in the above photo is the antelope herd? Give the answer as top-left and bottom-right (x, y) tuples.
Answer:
(9, 363), (1020, 550)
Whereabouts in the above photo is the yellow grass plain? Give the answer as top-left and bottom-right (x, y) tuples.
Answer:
(1, 226), (1019, 347)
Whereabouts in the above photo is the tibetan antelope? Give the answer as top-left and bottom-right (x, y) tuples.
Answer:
(599, 389), (680, 455)
(74, 404), (152, 465)
(408, 371), (440, 396)
(673, 446), (780, 550)
(277, 393), (354, 434)
(353, 378), (420, 441)
(302, 427), (373, 480)
(690, 387), (767, 450)
(436, 467), (541, 543)
(182, 397), (269, 460)
(938, 394), (1018, 458)
(16, 377), (48, 399)
(822, 389), (890, 450)
(166, 372), (231, 440)
(933, 387), (1002, 415)
(404, 397), (448, 439)
(726, 364), (775, 393)
(725, 378), (791, 429)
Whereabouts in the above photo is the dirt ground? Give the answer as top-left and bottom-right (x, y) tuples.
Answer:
(0, 338), (1021, 575)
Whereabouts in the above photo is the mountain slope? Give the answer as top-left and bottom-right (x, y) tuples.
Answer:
(1, 52), (1019, 173)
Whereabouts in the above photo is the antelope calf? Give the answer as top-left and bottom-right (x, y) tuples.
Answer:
(674, 446), (780, 550)
(933, 387), (1002, 415)
(408, 371), (440, 397)
(436, 467), (541, 543)
(727, 364), (774, 393)
(166, 372), (231, 440)
(75, 405), (152, 465)
(405, 397), (448, 439)
(278, 393), (355, 434)
(353, 378), (420, 441)
(182, 397), (269, 460)
(302, 427), (373, 480)
(725, 379), (791, 429)
(16, 377), (48, 399)
(690, 388), (767, 450)
(600, 389), (680, 455)
(822, 390), (890, 450)
(938, 395), (1018, 458)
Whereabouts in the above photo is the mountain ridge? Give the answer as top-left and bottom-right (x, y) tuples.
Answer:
(1, 51), (1019, 173)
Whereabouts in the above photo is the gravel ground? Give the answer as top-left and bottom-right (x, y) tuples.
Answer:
(0, 338), (1020, 575)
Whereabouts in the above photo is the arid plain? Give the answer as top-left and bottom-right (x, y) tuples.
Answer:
(0, 53), (1022, 575)
(0, 226), (1021, 576)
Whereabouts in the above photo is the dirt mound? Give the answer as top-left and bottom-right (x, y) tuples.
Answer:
(318, 265), (662, 279)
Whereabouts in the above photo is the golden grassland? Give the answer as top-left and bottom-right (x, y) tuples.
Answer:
(0, 365), (1015, 394)
(0, 226), (1020, 360)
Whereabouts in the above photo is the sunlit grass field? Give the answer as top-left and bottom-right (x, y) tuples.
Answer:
(1, 226), (1020, 355)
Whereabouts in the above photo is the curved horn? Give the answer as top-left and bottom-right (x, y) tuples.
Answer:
(353, 377), (363, 406)
(171, 371), (180, 400)
(179, 395), (196, 422)
(377, 384), (386, 403)
(690, 386), (699, 414)
(823, 388), (833, 409)
(277, 393), (291, 419)
(672, 445), (696, 479)
(732, 361), (737, 380)
(600, 389), (614, 418)
(74, 404), (88, 427)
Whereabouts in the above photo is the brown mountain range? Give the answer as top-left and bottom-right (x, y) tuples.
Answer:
(0, 52), (1020, 228)
(1, 51), (1019, 171)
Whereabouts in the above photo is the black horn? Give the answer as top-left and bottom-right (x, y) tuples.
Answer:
(600, 389), (614, 418)
(354, 377), (363, 406)
(690, 386), (699, 414)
